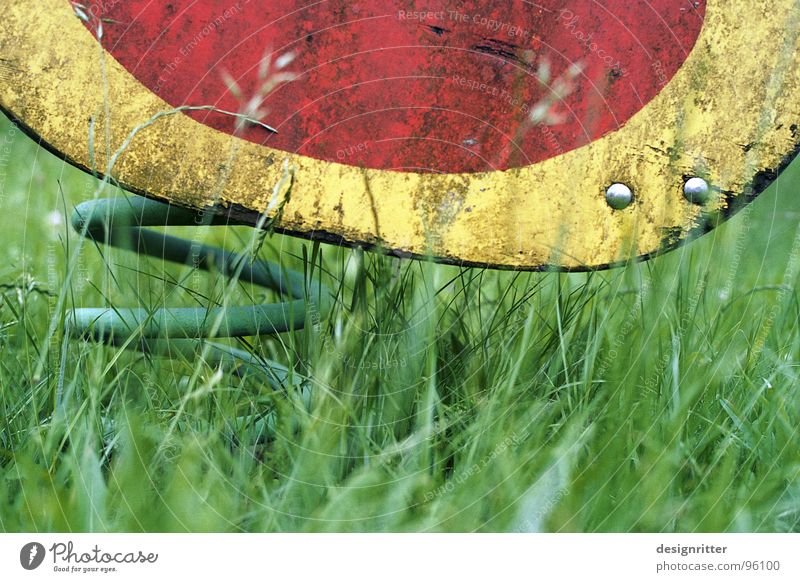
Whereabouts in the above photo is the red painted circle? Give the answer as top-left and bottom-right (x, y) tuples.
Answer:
(83, 1), (705, 173)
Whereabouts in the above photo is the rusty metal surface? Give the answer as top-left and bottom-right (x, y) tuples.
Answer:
(82, 1), (705, 174)
(1, 0), (799, 270)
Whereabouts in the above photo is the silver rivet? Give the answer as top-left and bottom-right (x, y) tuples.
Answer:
(605, 183), (633, 210)
(684, 177), (711, 204)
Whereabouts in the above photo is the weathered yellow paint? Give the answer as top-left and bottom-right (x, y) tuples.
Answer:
(0, 0), (798, 269)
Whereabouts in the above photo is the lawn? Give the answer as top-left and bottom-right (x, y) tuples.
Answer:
(0, 111), (798, 532)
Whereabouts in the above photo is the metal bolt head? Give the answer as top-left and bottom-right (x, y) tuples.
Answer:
(684, 177), (711, 204)
(605, 183), (633, 210)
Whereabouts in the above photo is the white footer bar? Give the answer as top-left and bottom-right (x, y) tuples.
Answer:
(1, 534), (796, 581)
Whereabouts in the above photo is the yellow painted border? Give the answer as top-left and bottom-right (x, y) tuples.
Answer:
(1, 0), (798, 269)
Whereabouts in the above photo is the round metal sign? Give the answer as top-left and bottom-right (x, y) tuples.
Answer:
(1, 0), (798, 269)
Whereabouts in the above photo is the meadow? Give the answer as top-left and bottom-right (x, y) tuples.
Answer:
(0, 112), (798, 532)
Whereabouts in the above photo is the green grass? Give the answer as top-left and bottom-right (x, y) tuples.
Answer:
(0, 112), (799, 532)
